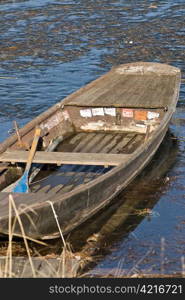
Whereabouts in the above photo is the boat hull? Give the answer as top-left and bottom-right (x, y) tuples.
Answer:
(0, 118), (169, 239)
(0, 61), (181, 239)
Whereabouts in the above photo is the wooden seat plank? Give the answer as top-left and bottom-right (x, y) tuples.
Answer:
(0, 150), (132, 166)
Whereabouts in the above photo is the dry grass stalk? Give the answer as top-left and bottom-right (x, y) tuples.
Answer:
(31, 248), (61, 278)
(10, 233), (48, 246)
(4, 214), (18, 277)
(47, 200), (82, 277)
(8, 194), (36, 278)
(4, 196), (13, 278)
(16, 203), (38, 231)
(0, 196), (82, 278)
(114, 258), (125, 277)
(127, 247), (153, 276)
(47, 200), (69, 277)
(6, 201), (48, 246)
(0, 261), (3, 277)
(3, 196), (19, 277)
(8, 195), (12, 277)
(47, 201), (66, 248)
(1, 196), (28, 277)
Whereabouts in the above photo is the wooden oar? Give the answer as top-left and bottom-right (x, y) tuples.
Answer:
(4, 127), (41, 193)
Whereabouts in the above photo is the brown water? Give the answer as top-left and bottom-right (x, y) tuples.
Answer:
(0, 0), (185, 276)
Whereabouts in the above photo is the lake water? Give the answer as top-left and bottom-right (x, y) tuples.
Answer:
(0, 0), (185, 276)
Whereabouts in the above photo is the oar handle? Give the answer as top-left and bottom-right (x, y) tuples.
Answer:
(25, 127), (41, 172)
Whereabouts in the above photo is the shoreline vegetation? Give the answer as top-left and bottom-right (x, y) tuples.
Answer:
(0, 195), (184, 278)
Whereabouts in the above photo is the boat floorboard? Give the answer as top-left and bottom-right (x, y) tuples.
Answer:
(58, 132), (140, 153)
(30, 132), (144, 194)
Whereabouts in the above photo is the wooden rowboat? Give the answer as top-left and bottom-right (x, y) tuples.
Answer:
(0, 62), (181, 240)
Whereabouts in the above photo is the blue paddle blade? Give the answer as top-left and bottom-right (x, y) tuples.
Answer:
(12, 171), (29, 193)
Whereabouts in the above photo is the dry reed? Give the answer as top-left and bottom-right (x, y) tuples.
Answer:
(0, 195), (83, 278)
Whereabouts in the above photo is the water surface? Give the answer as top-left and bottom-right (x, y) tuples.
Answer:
(0, 0), (185, 276)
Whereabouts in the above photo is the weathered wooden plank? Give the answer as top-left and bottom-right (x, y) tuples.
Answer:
(0, 151), (132, 166)
(89, 75), (140, 107)
(88, 133), (115, 153)
(67, 72), (123, 106)
(73, 133), (97, 152)
(64, 62), (179, 109)
(110, 133), (137, 153)
(60, 133), (131, 154)
(81, 133), (106, 153)
(31, 169), (102, 194)
(102, 133), (134, 153)
(68, 132), (87, 145)
(79, 122), (148, 134)
(122, 134), (144, 154)
(57, 133), (89, 153)
(71, 74), (131, 107)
